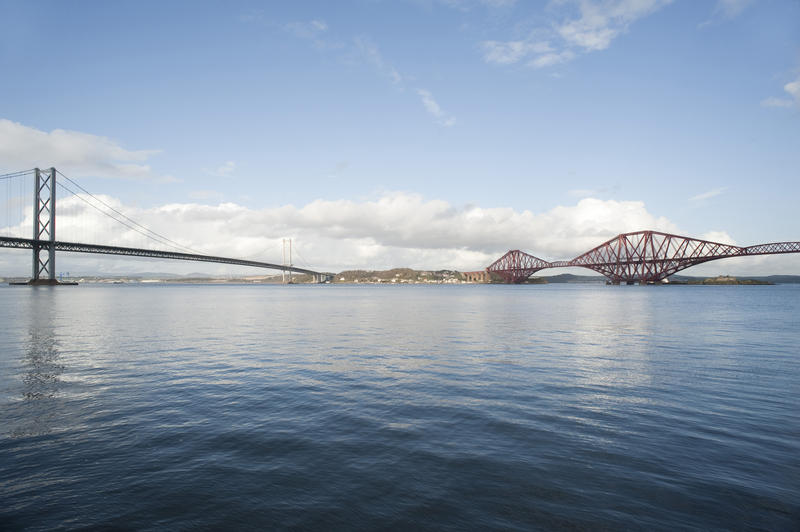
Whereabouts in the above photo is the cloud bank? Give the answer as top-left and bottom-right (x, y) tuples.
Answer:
(3, 191), (796, 276)
(1, 117), (794, 277)
(3, 191), (677, 272)
(0, 119), (171, 181)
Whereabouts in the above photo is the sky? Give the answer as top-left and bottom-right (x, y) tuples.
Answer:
(0, 0), (799, 276)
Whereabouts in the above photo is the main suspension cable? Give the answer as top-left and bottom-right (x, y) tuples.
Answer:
(0, 169), (34, 180)
(56, 181), (186, 251)
(55, 170), (204, 255)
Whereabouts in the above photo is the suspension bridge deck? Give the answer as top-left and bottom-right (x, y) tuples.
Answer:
(0, 236), (324, 278)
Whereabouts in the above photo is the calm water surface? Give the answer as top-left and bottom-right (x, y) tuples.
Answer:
(1, 283), (798, 530)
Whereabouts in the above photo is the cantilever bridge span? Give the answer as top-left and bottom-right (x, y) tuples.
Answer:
(487, 231), (800, 284)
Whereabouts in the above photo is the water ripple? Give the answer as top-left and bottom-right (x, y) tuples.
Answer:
(1, 284), (798, 530)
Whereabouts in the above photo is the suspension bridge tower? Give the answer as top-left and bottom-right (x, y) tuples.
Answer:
(30, 167), (59, 285)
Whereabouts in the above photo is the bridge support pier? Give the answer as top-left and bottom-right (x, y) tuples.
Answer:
(30, 168), (59, 285)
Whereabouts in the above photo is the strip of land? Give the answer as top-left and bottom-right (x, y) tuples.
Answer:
(4, 270), (798, 285)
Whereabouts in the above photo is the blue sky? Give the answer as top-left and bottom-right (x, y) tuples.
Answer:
(1, 0), (799, 275)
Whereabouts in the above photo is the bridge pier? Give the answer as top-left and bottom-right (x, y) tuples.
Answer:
(30, 168), (59, 285)
(311, 273), (332, 283)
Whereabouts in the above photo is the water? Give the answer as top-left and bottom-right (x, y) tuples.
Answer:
(1, 283), (798, 530)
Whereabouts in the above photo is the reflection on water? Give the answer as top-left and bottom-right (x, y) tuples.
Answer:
(0, 284), (798, 530)
(22, 326), (63, 401)
(6, 292), (65, 438)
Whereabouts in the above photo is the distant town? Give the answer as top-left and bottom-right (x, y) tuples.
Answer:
(4, 270), (798, 285)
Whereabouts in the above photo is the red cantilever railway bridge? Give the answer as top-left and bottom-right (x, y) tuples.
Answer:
(486, 230), (800, 284)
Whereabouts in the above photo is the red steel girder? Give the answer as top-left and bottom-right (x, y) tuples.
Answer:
(743, 241), (800, 255)
(486, 230), (800, 284)
(486, 249), (551, 283)
(568, 230), (745, 283)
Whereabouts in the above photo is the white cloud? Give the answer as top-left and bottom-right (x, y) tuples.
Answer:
(2, 192), (677, 272)
(416, 89), (457, 127)
(761, 97), (794, 108)
(558, 0), (671, 52)
(289, 26), (451, 127)
(209, 161), (236, 178)
(4, 191), (797, 276)
(286, 25), (401, 83)
(529, 50), (576, 68)
(480, 0), (671, 68)
(353, 36), (403, 84)
(700, 230), (736, 245)
(761, 76), (800, 109)
(786, 79), (800, 101)
(351, 39), (455, 126)
(689, 187), (727, 202)
(0, 119), (170, 181)
(481, 40), (552, 64)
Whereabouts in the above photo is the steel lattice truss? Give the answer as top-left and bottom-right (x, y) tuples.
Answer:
(486, 231), (800, 284)
(743, 241), (800, 255)
(570, 231), (745, 283)
(486, 250), (552, 283)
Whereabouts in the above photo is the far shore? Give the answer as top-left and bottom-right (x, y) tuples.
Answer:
(3, 271), (797, 286)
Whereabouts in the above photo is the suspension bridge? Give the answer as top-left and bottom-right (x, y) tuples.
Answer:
(486, 231), (800, 284)
(0, 168), (332, 284)
(3, 167), (799, 286)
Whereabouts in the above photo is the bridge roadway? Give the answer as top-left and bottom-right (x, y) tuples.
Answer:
(0, 236), (324, 278)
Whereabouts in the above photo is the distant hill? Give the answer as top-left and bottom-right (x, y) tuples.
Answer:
(670, 274), (800, 284)
(748, 275), (800, 284)
(530, 273), (800, 285)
